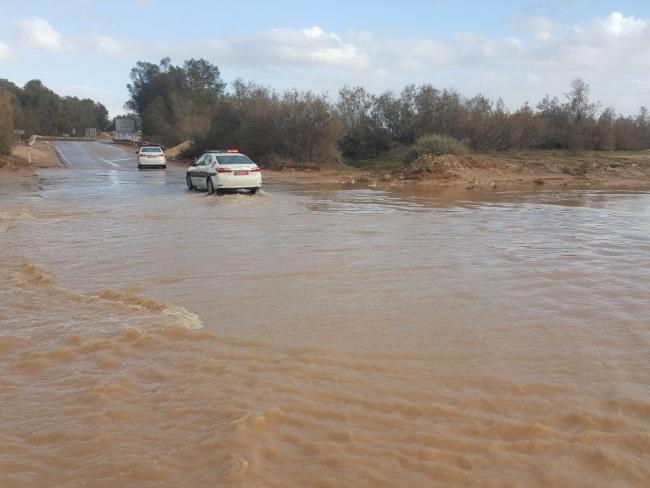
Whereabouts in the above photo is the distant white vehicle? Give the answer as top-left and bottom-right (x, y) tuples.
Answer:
(186, 150), (262, 195)
(137, 146), (166, 169)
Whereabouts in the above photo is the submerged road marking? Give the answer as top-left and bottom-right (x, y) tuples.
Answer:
(100, 159), (120, 167)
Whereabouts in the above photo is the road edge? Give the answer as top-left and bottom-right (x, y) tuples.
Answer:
(46, 142), (70, 168)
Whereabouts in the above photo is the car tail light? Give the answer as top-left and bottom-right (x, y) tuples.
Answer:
(250, 167), (261, 173)
(216, 167), (233, 173)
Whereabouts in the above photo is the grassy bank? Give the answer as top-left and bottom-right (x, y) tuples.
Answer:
(0, 142), (63, 171)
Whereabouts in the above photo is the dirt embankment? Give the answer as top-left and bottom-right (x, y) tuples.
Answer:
(0, 142), (63, 171)
(264, 152), (650, 190)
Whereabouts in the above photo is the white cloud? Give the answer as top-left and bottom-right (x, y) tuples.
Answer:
(531, 12), (650, 72)
(510, 16), (558, 41)
(14, 15), (124, 57)
(196, 26), (369, 70)
(91, 35), (123, 56)
(16, 16), (63, 52)
(0, 41), (10, 60)
(598, 11), (646, 36)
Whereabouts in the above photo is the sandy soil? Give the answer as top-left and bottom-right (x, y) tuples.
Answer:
(264, 152), (650, 190)
(0, 142), (63, 171)
(164, 140), (193, 158)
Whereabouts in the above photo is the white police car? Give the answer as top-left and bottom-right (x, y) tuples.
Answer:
(186, 150), (262, 195)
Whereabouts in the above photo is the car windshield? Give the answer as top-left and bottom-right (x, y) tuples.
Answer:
(141, 147), (162, 153)
(216, 154), (254, 165)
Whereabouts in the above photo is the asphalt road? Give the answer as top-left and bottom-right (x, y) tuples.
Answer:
(51, 140), (139, 169)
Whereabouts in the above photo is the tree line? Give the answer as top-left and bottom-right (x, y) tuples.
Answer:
(3, 58), (650, 162)
(126, 58), (650, 165)
(0, 78), (110, 154)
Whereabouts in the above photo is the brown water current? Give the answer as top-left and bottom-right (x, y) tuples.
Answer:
(1, 166), (650, 487)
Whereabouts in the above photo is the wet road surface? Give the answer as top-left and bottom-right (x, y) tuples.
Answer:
(1, 142), (650, 487)
(51, 140), (138, 169)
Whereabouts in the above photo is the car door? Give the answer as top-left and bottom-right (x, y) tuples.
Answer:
(200, 154), (216, 188)
(191, 155), (207, 187)
(201, 155), (215, 188)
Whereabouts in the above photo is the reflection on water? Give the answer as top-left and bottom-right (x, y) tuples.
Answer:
(1, 169), (650, 487)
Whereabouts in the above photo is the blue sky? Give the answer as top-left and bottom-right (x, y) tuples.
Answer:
(1, 0), (650, 117)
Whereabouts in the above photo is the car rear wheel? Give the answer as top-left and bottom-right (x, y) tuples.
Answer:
(186, 174), (194, 190)
(207, 177), (215, 195)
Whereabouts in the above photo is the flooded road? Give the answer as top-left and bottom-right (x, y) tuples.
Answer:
(1, 142), (650, 487)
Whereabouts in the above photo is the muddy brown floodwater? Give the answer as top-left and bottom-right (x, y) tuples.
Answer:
(1, 159), (650, 487)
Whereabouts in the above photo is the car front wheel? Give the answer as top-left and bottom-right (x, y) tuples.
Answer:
(186, 174), (193, 190)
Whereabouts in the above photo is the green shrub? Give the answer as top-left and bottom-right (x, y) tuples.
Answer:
(405, 134), (469, 163)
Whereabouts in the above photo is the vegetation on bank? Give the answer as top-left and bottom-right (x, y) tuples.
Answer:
(126, 58), (342, 166)
(404, 134), (470, 162)
(3, 58), (650, 173)
(125, 58), (650, 168)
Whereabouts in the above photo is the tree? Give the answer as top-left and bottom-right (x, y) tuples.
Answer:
(19, 80), (61, 135)
(506, 103), (548, 149)
(0, 79), (109, 138)
(564, 78), (599, 152)
(335, 86), (390, 158)
(0, 88), (14, 155)
(595, 107), (616, 151)
(565, 78), (599, 123)
(278, 90), (343, 164)
(183, 58), (226, 96)
(126, 57), (226, 145)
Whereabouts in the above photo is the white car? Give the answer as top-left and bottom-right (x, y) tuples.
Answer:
(186, 150), (262, 195)
(137, 146), (166, 169)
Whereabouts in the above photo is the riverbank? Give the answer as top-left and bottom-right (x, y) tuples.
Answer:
(263, 150), (650, 190)
(0, 142), (63, 171)
(5, 142), (650, 191)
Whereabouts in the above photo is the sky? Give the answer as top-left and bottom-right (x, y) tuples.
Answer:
(1, 0), (650, 117)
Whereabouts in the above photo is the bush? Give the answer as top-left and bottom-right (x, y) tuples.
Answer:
(402, 154), (486, 180)
(404, 134), (469, 163)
